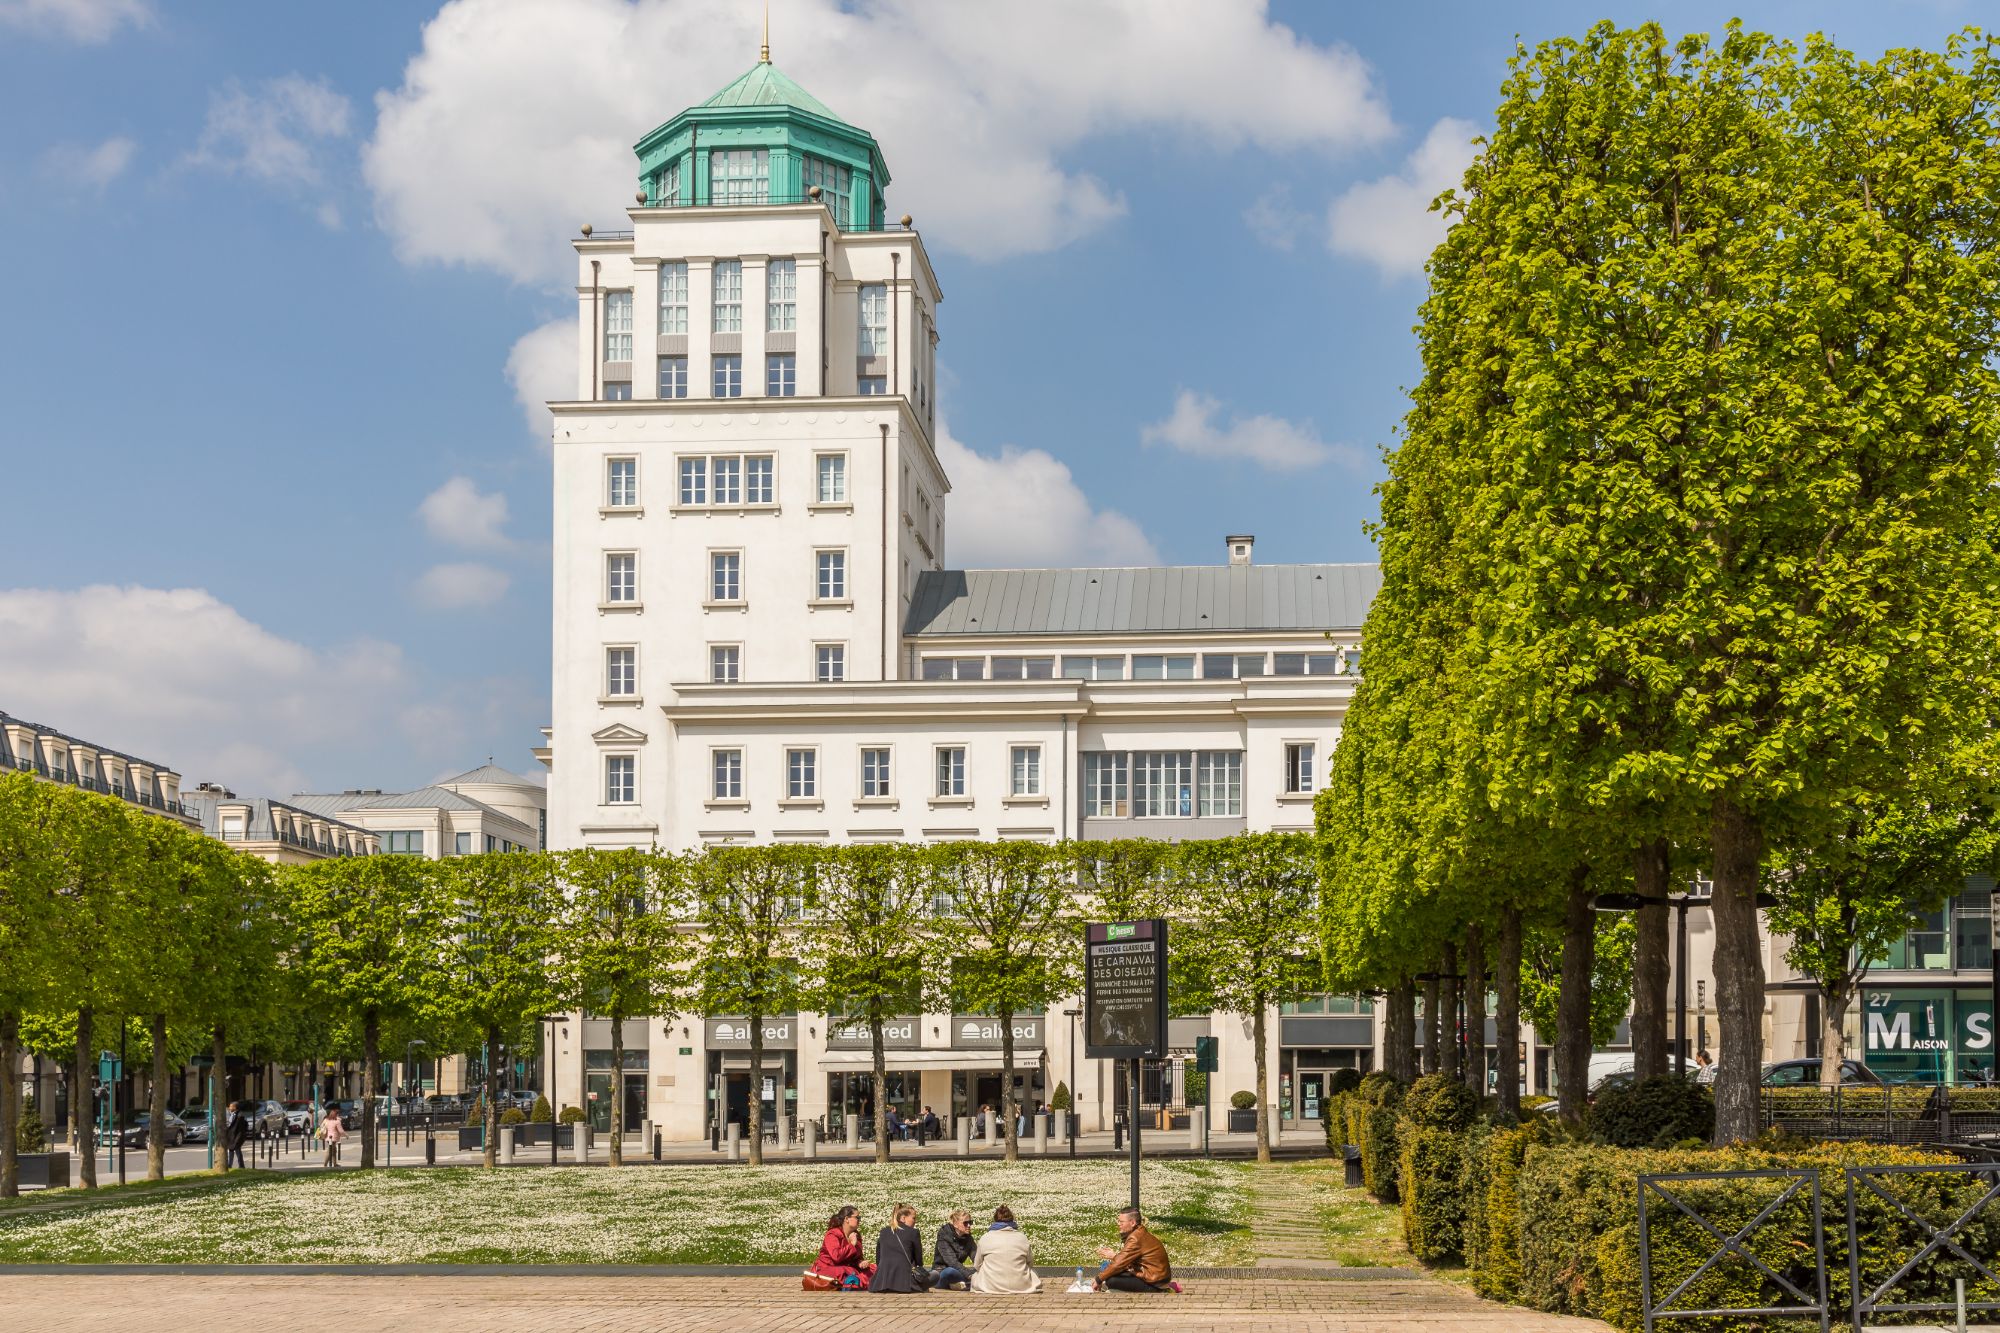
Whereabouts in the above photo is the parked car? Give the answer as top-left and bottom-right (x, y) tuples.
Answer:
(234, 1099), (290, 1138)
(176, 1107), (212, 1142)
(1761, 1058), (1883, 1087)
(281, 1101), (314, 1134)
(118, 1110), (191, 1149)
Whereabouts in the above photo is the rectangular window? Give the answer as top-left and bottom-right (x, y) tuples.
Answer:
(658, 158), (681, 207)
(766, 257), (795, 331)
(712, 259), (742, 332)
(859, 283), (888, 357)
(603, 290), (633, 360)
(786, 748), (817, 799)
(990, 655), (1055, 680)
(1132, 751), (1193, 818)
(861, 747), (891, 797)
(1202, 653), (1267, 680)
(816, 550), (846, 600)
(712, 354), (743, 397)
(658, 355), (688, 398)
(816, 454), (847, 503)
(605, 552), (637, 603)
(802, 155), (852, 225)
(604, 755), (635, 804)
(935, 746), (966, 797)
(485, 834), (498, 853)
(605, 646), (636, 697)
(857, 375), (888, 396)
(1197, 750), (1242, 817)
(678, 456), (707, 505)
(711, 454), (742, 504)
(453, 831), (471, 856)
(382, 830), (424, 856)
(602, 380), (632, 401)
(920, 657), (984, 681)
(1061, 655), (1125, 681)
(710, 148), (768, 204)
(1285, 742), (1318, 794)
(1082, 753), (1128, 818)
(1132, 654), (1196, 680)
(766, 353), (796, 396)
(709, 551), (741, 602)
(709, 645), (740, 683)
(658, 261), (688, 333)
(711, 749), (742, 800)
(816, 643), (845, 682)
(745, 455), (774, 504)
(606, 458), (637, 507)
(1010, 745), (1042, 797)
(1273, 652), (1341, 677)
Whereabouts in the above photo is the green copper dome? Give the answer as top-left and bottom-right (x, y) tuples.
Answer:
(633, 60), (890, 230)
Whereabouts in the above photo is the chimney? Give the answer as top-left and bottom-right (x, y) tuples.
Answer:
(1226, 534), (1255, 567)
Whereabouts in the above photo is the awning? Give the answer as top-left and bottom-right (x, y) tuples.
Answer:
(817, 1049), (1045, 1073)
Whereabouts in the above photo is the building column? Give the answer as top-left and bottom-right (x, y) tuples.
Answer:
(631, 259), (660, 399)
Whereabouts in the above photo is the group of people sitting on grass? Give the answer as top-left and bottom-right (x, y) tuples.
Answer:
(807, 1202), (1178, 1294)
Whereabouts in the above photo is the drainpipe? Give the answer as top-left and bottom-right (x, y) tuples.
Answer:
(590, 259), (601, 401)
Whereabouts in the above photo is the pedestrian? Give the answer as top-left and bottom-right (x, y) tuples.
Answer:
(969, 1204), (1040, 1294)
(320, 1103), (345, 1168)
(886, 1105), (906, 1142)
(918, 1105), (940, 1146)
(976, 1103), (991, 1139)
(870, 1204), (932, 1293)
(224, 1101), (250, 1170)
(1093, 1205), (1178, 1293)
(810, 1205), (875, 1290)
(932, 1208), (975, 1290)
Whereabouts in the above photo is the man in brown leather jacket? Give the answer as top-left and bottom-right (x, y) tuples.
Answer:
(1094, 1206), (1177, 1292)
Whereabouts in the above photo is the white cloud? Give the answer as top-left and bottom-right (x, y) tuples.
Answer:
(363, 0), (1393, 282)
(936, 420), (1157, 569)
(39, 135), (137, 190)
(413, 561), (511, 608)
(1141, 389), (1356, 472)
(1327, 116), (1480, 279)
(419, 475), (513, 550)
(505, 318), (574, 447)
(0, 584), (467, 794)
(0, 0), (149, 42)
(189, 74), (353, 223)
(1243, 185), (1311, 252)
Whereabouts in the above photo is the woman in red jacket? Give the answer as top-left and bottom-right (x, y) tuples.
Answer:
(811, 1205), (874, 1289)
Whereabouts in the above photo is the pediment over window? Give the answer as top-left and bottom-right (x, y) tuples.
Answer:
(591, 723), (649, 745)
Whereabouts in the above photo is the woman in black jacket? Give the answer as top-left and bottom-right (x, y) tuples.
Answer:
(932, 1209), (975, 1290)
(871, 1204), (931, 1293)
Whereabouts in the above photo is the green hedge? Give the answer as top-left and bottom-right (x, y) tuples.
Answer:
(1397, 1074), (1483, 1260)
(1588, 1075), (1713, 1148)
(1761, 1084), (1936, 1118)
(1468, 1123), (1532, 1301)
(1345, 1072), (1405, 1203)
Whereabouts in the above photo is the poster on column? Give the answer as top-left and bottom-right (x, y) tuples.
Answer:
(1084, 919), (1168, 1060)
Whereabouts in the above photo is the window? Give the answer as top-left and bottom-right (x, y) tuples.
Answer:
(766, 257), (795, 331)
(1202, 653), (1267, 679)
(603, 290), (632, 360)
(657, 158), (682, 207)
(990, 656), (1055, 680)
(859, 284), (888, 357)
(710, 148), (768, 204)
(485, 834), (498, 852)
(1197, 751), (1242, 817)
(816, 454), (847, 504)
(709, 551), (741, 602)
(679, 454), (771, 506)
(857, 375), (888, 395)
(745, 455), (773, 503)
(921, 657), (984, 681)
(710, 645), (740, 683)
(766, 353), (796, 396)
(453, 832), (471, 856)
(605, 552), (637, 603)
(606, 458), (637, 508)
(219, 813), (245, 840)
(816, 644), (845, 682)
(1285, 742), (1318, 794)
(712, 354), (742, 397)
(1273, 652), (1340, 677)
(786, 748), (818, 799)
(602, 380), (631, 401)
(658, 355), (688, 398)
(678, 457), (707, 505)
(711, 749), (743, 800)
(1133, 654), (1196, 680)
(658, 261), (688, 333)
(1061, 655), (1125, 681)
(1133, 751), (1193, 818)
(605, 646), (636, 697)
(1010, 745), (1042, 797)
(816, 550), (846, 600)
(605, 755), (635, 804)
(1083, 753), (1128, 818)
(803, 155), (851, 225)
(935, 746), (966, 797)
(387, 830), (424, 856)
(712, 259), (742, 332)
(861, 747), (891, 797)
(707, 454), (739, 504)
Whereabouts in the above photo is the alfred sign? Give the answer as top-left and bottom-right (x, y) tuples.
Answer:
(1085, 919), (1168, 1060)
(827, 1017), (920, 1050)
(951, 1016), (1043, 1049)
(705, 1017), (797, 1050)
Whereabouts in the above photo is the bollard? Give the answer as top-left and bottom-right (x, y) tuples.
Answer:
(844, 1115), (859, 1152)
(1032, 1117), (1048, 1155)
(571, 1125), (590, 1164)
(955, 1115), (971, 1158)
(802, 1119), (818, 1160)
(499, 1125), (515, 1165)
(642, 1119), (654, 1152)
(775, 1110), (789, 1153)
(982, 1109), (996, 1146)
(653, 1129), (661, 1161)
(1188, 1107), (1205, 1151)
(726, 1122), (741, 1162)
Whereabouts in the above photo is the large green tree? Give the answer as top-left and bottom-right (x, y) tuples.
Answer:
(0, 774), (62, 1196)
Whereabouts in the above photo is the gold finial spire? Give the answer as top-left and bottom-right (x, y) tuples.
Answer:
(760, 0), (770, 62)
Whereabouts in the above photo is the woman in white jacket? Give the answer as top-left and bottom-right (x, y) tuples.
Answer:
(968, 1205), (1041, 1294)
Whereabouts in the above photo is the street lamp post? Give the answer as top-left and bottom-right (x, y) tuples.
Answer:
(1594, 888), (1776, 1077)
(404, 1040), (427, 1162)
(1062, 1008), (1081, 1158)
(539, 1015), (564, 1166)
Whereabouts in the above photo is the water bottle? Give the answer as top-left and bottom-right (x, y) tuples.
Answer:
(1075, 1267), (1085, 1290)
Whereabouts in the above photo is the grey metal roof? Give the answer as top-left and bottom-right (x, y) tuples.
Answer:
(289, 785), (527, 825)
(0, 708), (179, 775)
(440, 762), (544, 789)
(183, 793), (370, 842)
(904, 564), (1381, 638)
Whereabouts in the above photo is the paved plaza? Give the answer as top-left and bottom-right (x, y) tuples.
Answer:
(0, 1273), (1615, 1331)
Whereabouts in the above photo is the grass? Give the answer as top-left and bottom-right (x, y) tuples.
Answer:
(0, 1160), (1255, 1267)
(1279, 1159), (1416, 1269)
(0, 1170), (283, 1213)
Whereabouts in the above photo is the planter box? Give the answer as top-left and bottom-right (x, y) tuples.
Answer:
(17, 1152), (70, 1190)
(456, 1127), (484, 1151)
(1156, 1109), (1191, 1131)
(1226, 1108), (1259, 1133)
(512, 1123), (575, 1149)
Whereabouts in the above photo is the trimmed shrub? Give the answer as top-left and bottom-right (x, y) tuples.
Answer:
(1328, 1068), (1363, 1095)
(1182, 1070), (1207, 1107)
(1589, 1075), (1714, 1148)
(559, 1105), (586, 1124)
(14, 1097), (45, 1154)
(462, 1101), (485, 1127)
(1230, 1089), (1257, 1110)
(1050, 1081), (1071, 1111)
(500, 1107), (527, 1126)
(530, 1095), (553, 1123)
(1404, 1072), (1480, 1132)
(1398, 1074), (1481, 1259)
(1469, 1123), (1533, 1300)
(1347, 1073), (1405, 1203)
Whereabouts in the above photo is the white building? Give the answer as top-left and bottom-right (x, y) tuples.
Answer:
(184, 783), (380, 863)
(290, 762), (546, 860)
(543, 55), (1385, 1141)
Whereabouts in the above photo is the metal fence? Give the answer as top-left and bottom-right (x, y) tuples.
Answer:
(1636, 1168), (1829, 1332)
(1846, 1161), (2000, 1329)
(1758, 1084), (2000, 1149)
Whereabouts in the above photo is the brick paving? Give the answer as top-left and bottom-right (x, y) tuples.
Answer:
(0, 1273), (1614, 1331)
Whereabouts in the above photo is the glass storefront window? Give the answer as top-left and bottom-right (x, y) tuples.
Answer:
(1860, 987), (1996, 1084)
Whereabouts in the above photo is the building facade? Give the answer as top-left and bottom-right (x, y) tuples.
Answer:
(184, 784), (380, 863)
(289, 762), (546, 860)
(1, 709), (198, 830)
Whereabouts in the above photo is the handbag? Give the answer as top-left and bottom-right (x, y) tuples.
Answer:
(801, 1271), (839, 1292)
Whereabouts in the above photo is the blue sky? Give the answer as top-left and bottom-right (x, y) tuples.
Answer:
(0, 0), (1980, 794)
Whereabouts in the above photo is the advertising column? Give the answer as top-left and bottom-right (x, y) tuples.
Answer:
(1085, 919), (1167, 1211)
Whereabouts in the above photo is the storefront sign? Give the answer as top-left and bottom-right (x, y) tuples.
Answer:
(704, 1017), (797, 1050)
(826, 1017), (921, 1050)
(1862, 988), (1993, 1082)
(951, 1015), (1044, 1049)
(1085, 918), (1168, 1060)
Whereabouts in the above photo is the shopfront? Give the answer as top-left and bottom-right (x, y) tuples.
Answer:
(1861, 987), (1994, 1084)
(583, 1048), (647, 1134)
(823, 1015), (920, 1136)
(704, 1015), (797, 1136)
(950, 1013), (1045, 1125)
(1280, 996), (1376, 1126)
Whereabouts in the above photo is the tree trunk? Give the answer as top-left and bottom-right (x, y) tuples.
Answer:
(484, 1024), (501, 1168)
(1556, 867), (1595, 1124)
(1421, 972), (1441, 1076)
(607, 1006), (624, 1168)
(999, 1007), (1019, 1163)
(1496, 907), (1522, 1118)
(1387, 981), (1417, 1083)
(360, 1010), (379, 1169)
(746, 1007), (765, 1167)
(1464, 927), (1487, 1096)
(1632, 840), (1672, 1080)
(871, 1014), (889, 1164)
(1253, 1001), (1271, 1164)
(0, 1010), (18, 1197)
(1440, 943), (1461, 1081)
(210, 1023), (227, 1174)
(147, 1014), (168, 1181)
(1820, 981), (1850, 1090)
(1710, 801), (1766, 1144)
(74, 1007), (96, 1188)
